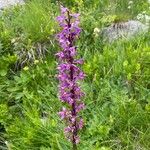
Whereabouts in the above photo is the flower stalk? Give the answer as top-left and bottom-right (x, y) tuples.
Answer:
(56, 6), (85, 150)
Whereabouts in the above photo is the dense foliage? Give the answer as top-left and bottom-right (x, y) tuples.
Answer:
(0, 0), (150, 150)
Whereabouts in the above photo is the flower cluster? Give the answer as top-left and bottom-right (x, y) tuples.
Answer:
(128, 1), (133, 9)
(56, 6), (85, 146)
(137, 11), (150, 25)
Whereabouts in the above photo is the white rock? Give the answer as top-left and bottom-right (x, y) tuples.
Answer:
(0, 0), (24, 9)
(101, 20), (149, 42)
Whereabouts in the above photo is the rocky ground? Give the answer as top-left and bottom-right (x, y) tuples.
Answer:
(0, 0), (24, 9)
(101, 20), (149, 42)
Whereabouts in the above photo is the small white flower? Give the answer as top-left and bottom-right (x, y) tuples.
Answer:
(128, 6), (131, 9)
(23, 66), (29, 71)
(34, 60), (39, 64)
(137, 13), (144, 20)
(142, 11), (146, 14)
(93, 28), (100, 37)
(128, 1), (133, 5)
(11, 38), (16, 44)
(94, 28), (100, 34)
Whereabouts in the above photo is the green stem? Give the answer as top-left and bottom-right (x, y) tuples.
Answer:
(73, 143), (77, 150)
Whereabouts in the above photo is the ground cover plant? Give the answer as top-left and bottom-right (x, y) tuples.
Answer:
(0, 0), (150, 150)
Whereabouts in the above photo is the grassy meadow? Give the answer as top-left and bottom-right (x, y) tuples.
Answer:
(0, 0), (150, 149)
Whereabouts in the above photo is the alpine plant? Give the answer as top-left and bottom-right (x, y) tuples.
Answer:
(56, 6), (85, 149)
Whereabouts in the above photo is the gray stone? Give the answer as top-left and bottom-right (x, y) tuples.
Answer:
(101, 20), (149, 42)
(0, 0), (24, 9)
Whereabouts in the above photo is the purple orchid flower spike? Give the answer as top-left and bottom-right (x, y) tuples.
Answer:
(56, 6), (85, 150)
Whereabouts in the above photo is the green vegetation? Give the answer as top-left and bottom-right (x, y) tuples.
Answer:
(0, 0), (150, 150)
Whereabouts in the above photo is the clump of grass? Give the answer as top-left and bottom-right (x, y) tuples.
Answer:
(0, 0), (59, 70)
(12, 0), (56, 42)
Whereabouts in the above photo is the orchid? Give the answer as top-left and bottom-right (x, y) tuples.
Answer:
(56, 6), (85, 150)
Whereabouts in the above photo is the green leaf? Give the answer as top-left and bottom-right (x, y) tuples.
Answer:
(7, 87), (21, 92)
(0, 69), (7, 76)
(56, 136), (63, 150)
